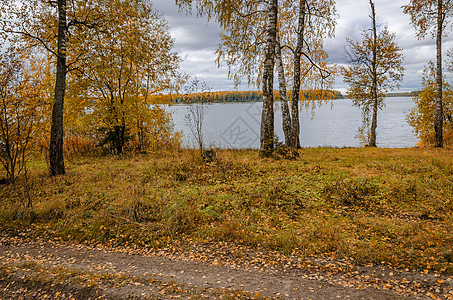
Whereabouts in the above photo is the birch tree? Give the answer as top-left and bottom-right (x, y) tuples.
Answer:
(183, 78), (211, 153)
(342, 0), (404, 147)
(214, 0), (337, 149)
(277, 0), (337, 148)
(403, 0), (453, 147)
(407, 63), (453, 146)
(0, 48), (48, 182)
(260, 0), (278, 155)
(66, 0), (184, 154)
(176, 0), (337, 152)
(0, 0), (102, 175)
(176, 0), (277, 155)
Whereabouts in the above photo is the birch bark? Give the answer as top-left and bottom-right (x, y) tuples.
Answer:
(290, 0), (306, 149)
(260, 0), (278, 156)
(434, 0), (444, 147)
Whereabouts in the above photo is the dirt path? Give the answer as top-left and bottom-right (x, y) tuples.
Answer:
(0, 233), (448, 299)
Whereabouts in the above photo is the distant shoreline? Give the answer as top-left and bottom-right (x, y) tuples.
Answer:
(168, 90), (419, 104)
(170, 94), (416, 105)
(384, 91), (420, 97)
(169, 90), (344, 104)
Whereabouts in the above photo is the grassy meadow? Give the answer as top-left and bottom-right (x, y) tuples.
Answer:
(1, 147), (452, 274)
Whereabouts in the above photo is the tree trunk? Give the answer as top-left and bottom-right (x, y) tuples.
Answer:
(369, 0), (378, 147)
(112, 124), (126, 154)
(275, 39), (292, 146)
(137, 120), (145, 152)
(290, 0), (306, 149)
(434, 0), (443, 147)
(49, 0), (67, 176)
(9, 156), (14, 182)
(259, 0), (277, 156)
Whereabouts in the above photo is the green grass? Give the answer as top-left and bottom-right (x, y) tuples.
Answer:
(1, 147), (452, 274)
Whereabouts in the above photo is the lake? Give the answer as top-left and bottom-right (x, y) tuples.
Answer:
(168, 97), (419, 149)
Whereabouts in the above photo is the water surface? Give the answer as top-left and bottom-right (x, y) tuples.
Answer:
(169, 97), (418, 149)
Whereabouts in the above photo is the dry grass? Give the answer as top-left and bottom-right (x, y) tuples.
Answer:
(1, 147), (452, 274)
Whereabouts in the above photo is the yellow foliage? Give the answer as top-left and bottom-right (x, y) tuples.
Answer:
(64, 0), (184, 154)
(407, 66), (453, 146)
(342, 25), (404, 145)
(402, 0), (453, 39)
(0, 49), (51, 180)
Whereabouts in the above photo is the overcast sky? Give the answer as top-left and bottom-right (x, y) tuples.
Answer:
(152, 0), (453, 93)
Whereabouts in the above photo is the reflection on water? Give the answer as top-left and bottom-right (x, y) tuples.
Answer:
(169, 97), (419, 149)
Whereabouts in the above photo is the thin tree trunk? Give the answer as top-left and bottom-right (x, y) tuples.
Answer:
(275, 39), (292, 146)
(434, 0), (443, 147)
(116, 104), (126, 154)
(290, 0), (306, 149)
(137, 120), (145, 151)
(120, 117), (126, 153)
(9, 157), (14, 182)
(260, 0), (277, 156)
(369, 0), (378, 147)
(49, 0), (67, 175)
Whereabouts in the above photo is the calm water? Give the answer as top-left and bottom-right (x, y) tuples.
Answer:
(169, 97), (419, 149)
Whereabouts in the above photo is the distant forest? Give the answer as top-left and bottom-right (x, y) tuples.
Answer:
(385, 91), (421, 97)
(169, 90), (344, 104)
(168, 90), (422, 103)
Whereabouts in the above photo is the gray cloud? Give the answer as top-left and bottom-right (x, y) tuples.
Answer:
(153, 0), (453, 93)
(152, 0), (253, 90)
